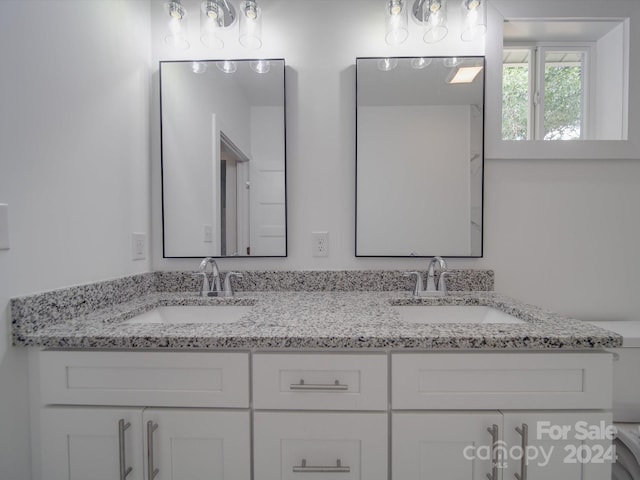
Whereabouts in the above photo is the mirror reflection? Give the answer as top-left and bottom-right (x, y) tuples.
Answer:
(161, 59), (286, 257)
(356, 56), (484, 257)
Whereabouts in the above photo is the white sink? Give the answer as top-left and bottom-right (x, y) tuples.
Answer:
(123, 306), (253, 325)
(394, 306), (525, 324)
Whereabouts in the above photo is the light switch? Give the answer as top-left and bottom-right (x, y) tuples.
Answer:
(0, 204), (9, 250)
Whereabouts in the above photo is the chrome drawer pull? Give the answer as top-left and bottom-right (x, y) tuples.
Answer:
(289, 379), (349, 391)
(118, 419), (133, 480)
(486, 424), (499, 480)
(293, 458), (350, 473)
(146, 421), (159, 480)
(514, 423), (528, 480)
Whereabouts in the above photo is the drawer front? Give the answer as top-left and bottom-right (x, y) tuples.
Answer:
(39, 350), (249, 407)
(392, 352), (612, 410)
(253, 353), (387, 410)
(254, 412), (388, 480)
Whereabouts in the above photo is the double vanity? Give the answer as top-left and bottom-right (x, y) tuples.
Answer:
(12, 270), (620, 479)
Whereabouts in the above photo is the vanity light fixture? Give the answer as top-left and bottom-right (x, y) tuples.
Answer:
(460, 0), (486, 41)
(447, 65), (483, 84)
(378, 57), (399, 71)
(250, 60), (270, 74)
(200, 0), (236, 49)
(412, 0), (448, 43)
(385, 0), (409, 45)
(165, 0), (189, 50)
(239, 0), (262, 49)
(216, 60), (237, 73)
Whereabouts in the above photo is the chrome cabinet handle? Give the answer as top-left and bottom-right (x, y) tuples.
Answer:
(289, 379), (349, 391)
(514, 424), (528, 480)
(486, 424), (499, 480)
(293, 458), (350, 473)
(146, 421), (159, 480)
(118, 419), (133, 480)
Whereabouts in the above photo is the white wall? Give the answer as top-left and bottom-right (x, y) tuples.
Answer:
(0, 1), (152, 477)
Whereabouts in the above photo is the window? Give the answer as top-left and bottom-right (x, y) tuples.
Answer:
(503, 45), (590, 141)
(500, 19), (628, 143)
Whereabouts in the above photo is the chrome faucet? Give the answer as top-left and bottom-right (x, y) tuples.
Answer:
(194, 257), (243, 297)
(405, 256), (451, 297)
(196, 257), (222, 296)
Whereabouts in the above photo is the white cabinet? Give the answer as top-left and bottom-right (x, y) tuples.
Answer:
(502, 412), (613, 480)
(32, 349), (614, 480)
(254, 412), (388, 480)
(143, 409), (250, 480)
(41, 407), (144, 480)
(393, 412), (502, 479)
(40, 407), (250, 480)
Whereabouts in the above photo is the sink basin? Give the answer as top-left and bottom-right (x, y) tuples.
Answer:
(122, 306), (252, 325)
(394, 306), (525, 324)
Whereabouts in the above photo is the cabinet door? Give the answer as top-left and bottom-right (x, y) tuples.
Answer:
(40, 407), (143, 480)
(393, 412), (503, 480)
(143, 409), (250, 480)
(254, 412), (388, 480)
(502, 412), (612, 480)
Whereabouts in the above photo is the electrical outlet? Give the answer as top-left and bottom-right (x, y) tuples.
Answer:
(312, 231), (329, 257)
(132, 233), (146, 261)
(204, 224), (213, 243)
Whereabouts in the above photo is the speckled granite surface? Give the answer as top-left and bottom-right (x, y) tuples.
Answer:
(12, 287), (621, 350)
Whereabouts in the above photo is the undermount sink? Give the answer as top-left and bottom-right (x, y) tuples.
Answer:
(393, 305), (526, 324)
(122, 305), (253, 325)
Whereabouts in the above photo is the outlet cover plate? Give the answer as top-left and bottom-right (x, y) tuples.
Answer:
(132, 232), (146, 261)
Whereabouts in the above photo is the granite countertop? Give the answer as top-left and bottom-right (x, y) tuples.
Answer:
(12, 290), (622, 350)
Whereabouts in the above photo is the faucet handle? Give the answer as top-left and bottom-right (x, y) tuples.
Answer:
(438, 270), (452, 295)
(223, 272), (243, 297)
(403, 271), (423, 297)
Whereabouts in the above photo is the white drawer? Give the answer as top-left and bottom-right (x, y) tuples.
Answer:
(392, 352), (612, 410)
(254, 412), (387, 480)
(253, 353), (387, 410)
(39, 350), (249, 408)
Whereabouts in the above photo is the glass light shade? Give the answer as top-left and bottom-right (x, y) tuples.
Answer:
(412, 0), (448, 43)
(250, 60), (271, 74)
(385, 0), (408, 45)
(165, 1), (189, 50)
(216, 60), (237, 73)
(410, 57), (432, 69)
(200, 1), (223, 48)
(239, 0), (262, 49)
(443, 56), (463, 68)
(460, 0), (486, 41)
(378, 58), (399, 71)
(191, 62), (207, 74)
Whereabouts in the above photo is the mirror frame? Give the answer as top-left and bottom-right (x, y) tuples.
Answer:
(355, 56), (485, 258)
(159, 58), (288, 259)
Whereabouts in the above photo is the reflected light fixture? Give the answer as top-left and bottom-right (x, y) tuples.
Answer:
(250, 60), (270, 74)
(191, 61), (207, 74)
(239, 0), (262, 49)
(443, 56), (463, 68)
(412, 0), (448, 43)
(165, 0), (189, 50)
(216, 60), (237, 73)
(385, 0), (408, 45)
(378, 58), (399, 71)
(447, 65), (483, 84)
(410, 57), (432, 69)
(201, 0), (236, 49)
(460, 0), (486, 41)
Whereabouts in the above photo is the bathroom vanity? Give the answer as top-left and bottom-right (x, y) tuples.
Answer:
(12, 273), (620, 480)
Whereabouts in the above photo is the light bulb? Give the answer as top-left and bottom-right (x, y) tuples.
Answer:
(389, 0), (403, 15)
(430, 0), (442, 12)
(465, 0), (480, 10)
(245, 1), (257, 19)
(167, 1), (186, 19)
